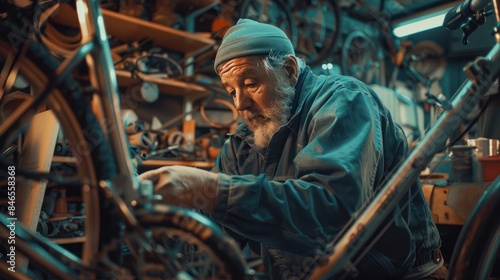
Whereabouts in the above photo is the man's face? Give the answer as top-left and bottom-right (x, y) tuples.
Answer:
(219, 56), (294, 148)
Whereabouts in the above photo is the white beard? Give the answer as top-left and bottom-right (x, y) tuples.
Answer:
(253, 117), (282, 148)
(250, 82), (295, 149)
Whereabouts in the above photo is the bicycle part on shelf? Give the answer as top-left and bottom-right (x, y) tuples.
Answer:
(126, 81), (160, 103)
(199, 98), (239, 129)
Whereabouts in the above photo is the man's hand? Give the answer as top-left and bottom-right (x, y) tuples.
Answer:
(139, 166), (219, 214)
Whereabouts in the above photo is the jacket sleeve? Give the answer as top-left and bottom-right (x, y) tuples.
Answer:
(211, 86), (385, 255)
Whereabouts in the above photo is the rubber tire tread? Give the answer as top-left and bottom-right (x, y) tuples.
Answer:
(448, 177), (500, 279)
(137, 207), (247, 279)
(239, 0), (298, 48)
(0, 22), (117, 180)
(239, 0), (340, 67)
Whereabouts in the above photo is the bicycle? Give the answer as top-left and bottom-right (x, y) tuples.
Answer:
(0, 0), (247, 279)
(0, 0), (498, 279)
(308, 0), (500, 278)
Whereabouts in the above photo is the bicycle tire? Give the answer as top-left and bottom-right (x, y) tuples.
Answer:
(120, 206), (248, 279)
(1, 20), (247, 280)
(239, 0), (298, 48)
(448, 177), (500, 280)
(290, 0), (341, 67)
(0, 21), (116, 277)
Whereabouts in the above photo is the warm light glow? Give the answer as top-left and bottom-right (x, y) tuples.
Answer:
(76, 0), (90, 40)
(97, 15), (107, 41)
(393, 11), (447, 38)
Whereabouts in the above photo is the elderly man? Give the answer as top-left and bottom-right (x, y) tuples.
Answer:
(140, 19), (446, 279)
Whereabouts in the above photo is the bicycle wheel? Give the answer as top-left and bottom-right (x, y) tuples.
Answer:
(239, 0), (298, 48)
(104, 206), (247, 279)
(0, 18), (117, 271)
(291, 0), (341, 67)
(1, 21), (247, 280)
(448, 177), (500, 280)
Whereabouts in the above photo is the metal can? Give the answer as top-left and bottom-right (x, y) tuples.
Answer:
(449, 145), (475, 183)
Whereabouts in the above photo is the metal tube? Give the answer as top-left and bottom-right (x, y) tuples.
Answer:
(470, 0), (493, 12)
(310, 14), (500, 280)
(78, 0), (138, 198)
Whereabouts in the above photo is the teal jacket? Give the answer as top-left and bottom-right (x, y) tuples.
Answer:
(211, 66), (442, 279)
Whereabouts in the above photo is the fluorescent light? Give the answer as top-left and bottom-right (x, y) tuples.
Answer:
(393, 11), (447, 38)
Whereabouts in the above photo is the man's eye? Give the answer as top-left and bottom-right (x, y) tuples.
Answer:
(229, 90), (236, 97)
(243, 78), (257, 87)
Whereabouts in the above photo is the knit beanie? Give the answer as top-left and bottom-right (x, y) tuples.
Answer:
(214, 18), (295, 73)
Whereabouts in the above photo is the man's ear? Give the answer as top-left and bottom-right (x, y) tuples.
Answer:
(284, 55), (298, 86)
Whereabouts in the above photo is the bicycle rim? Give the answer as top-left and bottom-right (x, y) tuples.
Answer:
(0, 24), (109, 277)
(107, 206), (248, 279)
(239, 0), (298, 47)
(448, 177), (500, 279)
(292, 0), (341, 66)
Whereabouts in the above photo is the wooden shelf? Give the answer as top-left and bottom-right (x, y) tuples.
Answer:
(51, 236), (86, 245)
(50, 4), (216, 55)
(115, 70), (210, 98)
(52, 156), (79, 164)
(140, 159), (214, 169)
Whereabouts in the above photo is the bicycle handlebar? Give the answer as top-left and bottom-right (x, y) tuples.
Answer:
(443, 0), (491, 30)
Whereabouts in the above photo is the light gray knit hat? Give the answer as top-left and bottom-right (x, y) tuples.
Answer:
(214, 19), (295, 73)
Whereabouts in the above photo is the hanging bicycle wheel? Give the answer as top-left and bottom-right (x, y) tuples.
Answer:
(239, 0), (298, 47)
(1, 21), (247, 280)
(0, 22), (115, 277)
(341, 30), (384, 85)
(291, 0), (341, 66)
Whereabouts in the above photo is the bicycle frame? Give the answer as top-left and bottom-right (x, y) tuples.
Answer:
(0, 0), (150, 277)
(310, 0), (500, 278)
(59, 0), (147, 270)
(73, 0), (138, 197)
(1, 0), (498, 278)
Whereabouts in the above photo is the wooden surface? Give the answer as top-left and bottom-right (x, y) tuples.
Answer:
(115, 70), (210, 98)
(140, 159), (214, 169)
(423, 184), (465, 225)
(16, 111), (60, 271)
(422, 182), (490, 225)
(50, 4), (215, 55)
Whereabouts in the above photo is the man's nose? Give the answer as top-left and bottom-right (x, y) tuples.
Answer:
(234, 90), (253, 111)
